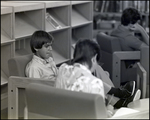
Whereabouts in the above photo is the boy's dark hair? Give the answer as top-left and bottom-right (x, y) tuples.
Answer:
(73, 39), (101, 69)
(30, 30), (54, 53)
(121, 7), (141, 26)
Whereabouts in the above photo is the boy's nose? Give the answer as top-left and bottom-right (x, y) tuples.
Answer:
(48, 46), (52, 50)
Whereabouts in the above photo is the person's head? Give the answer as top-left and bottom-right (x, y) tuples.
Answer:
(73, 39), (101, 73)
(30, 30), (54, 59)
(121, 7), (141, 28)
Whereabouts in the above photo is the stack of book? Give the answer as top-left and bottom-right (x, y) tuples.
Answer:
(46, 13), (62, 29)
(94, 1), (149, 13)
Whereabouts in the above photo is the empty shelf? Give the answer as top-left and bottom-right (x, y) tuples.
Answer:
(1, 70), (8, 85)
(15, 49), (30, 56)
(52, 50), (67, 65)
(15, 13), (40, 39)
(71, 9), (91, 27)
(1, 6), (12, 15)
(1, 30), (14, 45)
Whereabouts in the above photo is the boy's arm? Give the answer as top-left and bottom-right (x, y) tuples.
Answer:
(26, 67), (41, 78)
(130, 23), (149, 45)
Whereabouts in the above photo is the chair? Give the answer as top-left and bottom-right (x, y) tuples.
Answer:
(8, 54), (33, 77)
(25, 83), (107, 119)
(7, 54), (55, 119)
(96, 32), (140, 87)
(136, 46), (149, 98)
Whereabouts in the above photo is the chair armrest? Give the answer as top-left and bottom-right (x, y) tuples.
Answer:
(113, 51), (140, 60)
(8, 76), (55, 119)
(112, 51), (140, 87)
(136, 62), (147, 98)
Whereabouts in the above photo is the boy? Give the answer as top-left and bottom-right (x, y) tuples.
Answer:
(111, 7), (149, 68)
(25, 30), (58, 81)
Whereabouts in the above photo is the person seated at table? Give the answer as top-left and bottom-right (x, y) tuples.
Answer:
(55, 38), (141, 114)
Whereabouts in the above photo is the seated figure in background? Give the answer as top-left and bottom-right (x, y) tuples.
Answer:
(111, 7), (149, 68)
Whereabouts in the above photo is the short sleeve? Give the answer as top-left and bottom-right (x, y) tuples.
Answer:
(90, 79), (105, 99)
(26, 66), (41, 78)
(127, 36), (143, 50)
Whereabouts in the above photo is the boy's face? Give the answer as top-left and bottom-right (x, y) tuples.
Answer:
(36, 42), (53, 59)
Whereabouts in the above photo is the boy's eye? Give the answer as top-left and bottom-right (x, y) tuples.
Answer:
(44, 45), (49, 48)
(43, 43), (52, 48)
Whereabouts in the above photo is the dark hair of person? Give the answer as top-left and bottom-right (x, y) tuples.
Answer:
(121, 7), (141, 26)
(30, 30), (54, 53)
(73, 39), (101, 69)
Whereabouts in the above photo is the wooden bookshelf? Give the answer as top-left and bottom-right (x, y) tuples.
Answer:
(40, 1), (71, 64)
(1, 1), (93, 65)
(71, 1), (93, 27)
(1, 6), (15, 82)
(45, 2), (70, 32)
(71, 1), (93, 58)
(50, 29), (70, 64)
(1, 6), (15, 111)
(1, 2), (45, 38)
(1, 1), (94, 118)
(93, 1), (149, 35)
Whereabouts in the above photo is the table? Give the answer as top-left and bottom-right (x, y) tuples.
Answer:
(110, 109), (149, 119)
(127, 98), (149, 111)
(110, 98), (149, 119)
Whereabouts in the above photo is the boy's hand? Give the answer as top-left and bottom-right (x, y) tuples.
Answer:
(106, 104), (114, 117)
(130, 23), (145, 32)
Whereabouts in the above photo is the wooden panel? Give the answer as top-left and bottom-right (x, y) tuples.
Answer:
(1, 12), (13, 40)
(1, 44), (14, 77)
(1, 1), (44, 12)
(8, 76), (55, 119)
(71, 1), (91, 5)
(71, 8), (91, 27)
(1, 6), (12, 15)
(15, 11), (41, 39)
(1, 71), (8, 85)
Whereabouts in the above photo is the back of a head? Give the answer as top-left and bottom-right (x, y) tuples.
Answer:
(121, 7), (141, 26)
(73, 39), (101, 68)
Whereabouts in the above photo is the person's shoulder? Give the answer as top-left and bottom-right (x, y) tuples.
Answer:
(26, 59), (40, 69)
(89, 74), (103, 84)
(26, 62), (39, 71)
(59, 63), (69, 69)
(122, 34), (137, 42)
(59, 63), (73, 73)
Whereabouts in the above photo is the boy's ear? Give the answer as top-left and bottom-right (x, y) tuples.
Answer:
(129, 24), (135, 29)
(34, 48), (38, 52)
(92, 54), (97, 63)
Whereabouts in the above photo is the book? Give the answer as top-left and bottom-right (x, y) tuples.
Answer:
(46, 13), (62, 29)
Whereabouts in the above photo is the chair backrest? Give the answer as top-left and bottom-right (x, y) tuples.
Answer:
(8, 54), (33, 77)
(96, 32), (139, 86)
(141, 46), (149, 82)
(96, 32), (121, 79)
(96, 32), (121, 53)
(141, 46), (149, 97)
(25, 83), (107, 119)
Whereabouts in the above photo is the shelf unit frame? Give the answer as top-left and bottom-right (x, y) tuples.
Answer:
(1, 1), (93, 118)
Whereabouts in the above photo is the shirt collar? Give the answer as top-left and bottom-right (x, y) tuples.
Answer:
(74, 63), (91, 74)
(33, 55), (53, 65)
(118, 25), (133, 35)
